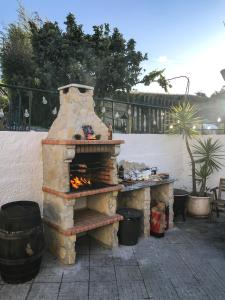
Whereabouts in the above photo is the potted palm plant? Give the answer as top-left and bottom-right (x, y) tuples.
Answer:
(187, 138), (224, 216)
(169, 103), (224, 217)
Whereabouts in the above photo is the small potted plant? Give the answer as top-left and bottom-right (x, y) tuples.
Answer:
(169, 103), (224, 217)
(187, 138), (224, 217)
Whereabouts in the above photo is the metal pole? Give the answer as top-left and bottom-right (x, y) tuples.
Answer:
(18, 90), (22, 129)
(28, 91), (33, 131)
(112, 101), (115, 131)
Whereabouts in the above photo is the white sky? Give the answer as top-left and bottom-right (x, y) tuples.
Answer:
(135, 33), (225, 97)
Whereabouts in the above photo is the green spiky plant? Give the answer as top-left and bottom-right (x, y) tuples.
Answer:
(169, 102), (201, 194)
(169, 102), (224, 196)
(193, 138), (224, 196)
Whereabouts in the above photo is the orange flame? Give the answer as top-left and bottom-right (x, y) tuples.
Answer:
(70, 176), (91, 189)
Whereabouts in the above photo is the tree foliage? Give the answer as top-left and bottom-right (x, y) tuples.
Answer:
(1, 8), (169, 96)
(1, 23), (35, 86)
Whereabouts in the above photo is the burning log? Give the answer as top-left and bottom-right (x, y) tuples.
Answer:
(70, 176), (91, 189)
(72, 164), (87, 169)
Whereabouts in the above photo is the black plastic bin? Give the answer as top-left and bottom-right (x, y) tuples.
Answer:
(117, 208), (142, 246)
(0, 201), (45, 284)
(173, 189), (189, 221)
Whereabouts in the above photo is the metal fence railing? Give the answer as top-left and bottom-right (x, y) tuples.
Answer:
(0, 83), (224, 134)
(0, 83), (59, 131)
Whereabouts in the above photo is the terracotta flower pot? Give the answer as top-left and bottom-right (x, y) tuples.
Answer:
(187, 195), (210, 218)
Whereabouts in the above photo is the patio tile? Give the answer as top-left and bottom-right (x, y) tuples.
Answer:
(90, 266), (116, 281)
(112, 244), (134, 255)
(75, 235), (90, 255)
(62, 266), (89, 282)
(0, 283), (30, 300)
(133, 242), (161, 260)
(209, 257), (225, 278)
(90, 254), (114, 266)
(58, 282), (89, 300)
(2, 218), (225, 299)
(33, 267), (63, 283)
(115, 266), (142, 281)
(199, 282), (225, 300)
(112, 246), (137, 266)
(27, 283), (60, 300)
(89, 281), (119, 300)
(185, 257), (225, 290)
(75, 254), (89, 267)
(164, 229), (191, 244)
(41, 251), (63, 268)
(172, 282), (209, 300)
(113, 255), (138, 266)
(90, 239), (113, 255)
(144, 279), (179, 299)
(117, 280), (149, 300)
(140, 265), (179, 299)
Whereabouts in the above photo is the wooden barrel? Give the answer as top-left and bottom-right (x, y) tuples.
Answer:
(0, 201), (45, 284)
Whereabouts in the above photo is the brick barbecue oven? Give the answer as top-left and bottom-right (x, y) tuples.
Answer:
(42, 83), (124, 264)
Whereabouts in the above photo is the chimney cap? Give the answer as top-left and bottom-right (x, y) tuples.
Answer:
(58, 83), (94, 91)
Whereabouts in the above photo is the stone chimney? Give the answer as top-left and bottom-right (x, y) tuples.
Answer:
(47, 83), (108, 140)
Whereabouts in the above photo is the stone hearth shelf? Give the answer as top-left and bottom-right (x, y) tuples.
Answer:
(44, 209), (123, 236)
(42, 139), (124, 145)
(42, 185), (123, 199)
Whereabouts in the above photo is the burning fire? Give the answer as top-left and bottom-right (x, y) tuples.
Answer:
(70, 176), (91, 189)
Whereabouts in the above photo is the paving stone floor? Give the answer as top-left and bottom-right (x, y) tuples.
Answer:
(1, 218), (225, 299)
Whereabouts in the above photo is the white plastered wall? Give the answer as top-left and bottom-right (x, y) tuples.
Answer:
(0, 131), (224, 208)
(0, 131), (47, 209)
(114, 133), (185, 188)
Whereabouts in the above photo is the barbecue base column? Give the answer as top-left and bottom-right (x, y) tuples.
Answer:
(44, 225), (76, 265)
(87, 191), (120, 246)
(150, 182), (174, 228)
(89, 222), (119, 248)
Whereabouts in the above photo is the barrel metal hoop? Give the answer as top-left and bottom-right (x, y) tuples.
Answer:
(0, 246), (46, 265)
(0, 225), (44, 239)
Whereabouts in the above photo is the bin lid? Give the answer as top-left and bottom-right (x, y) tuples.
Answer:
(0, 201), (41, 232)
(174, 189), (189, 196)
(1, 201), (40, 218)
(117, 208), (142, 219)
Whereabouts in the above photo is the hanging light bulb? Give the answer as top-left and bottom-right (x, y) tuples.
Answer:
(115, 112), (119, 119)
(127, 108), (132, 116)
(24, 109), (29, 118)
(153, 120), (156, 125)
(177, 120), (180, 124)
(169, 124), (173, 129)
(217, 117), (221, 123)
(42, 96), (48, 105)
(52, 107), (57, 115)
(161, 112), (165, 117)
(0, 108), (4, 119)
(101, 106), (106, 114)
(192, 125), (196, 129)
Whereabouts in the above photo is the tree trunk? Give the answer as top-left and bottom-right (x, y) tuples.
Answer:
(185, 137), (196, 194)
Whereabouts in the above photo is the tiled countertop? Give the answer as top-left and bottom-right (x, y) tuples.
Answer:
(120, 179), (175, 192)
